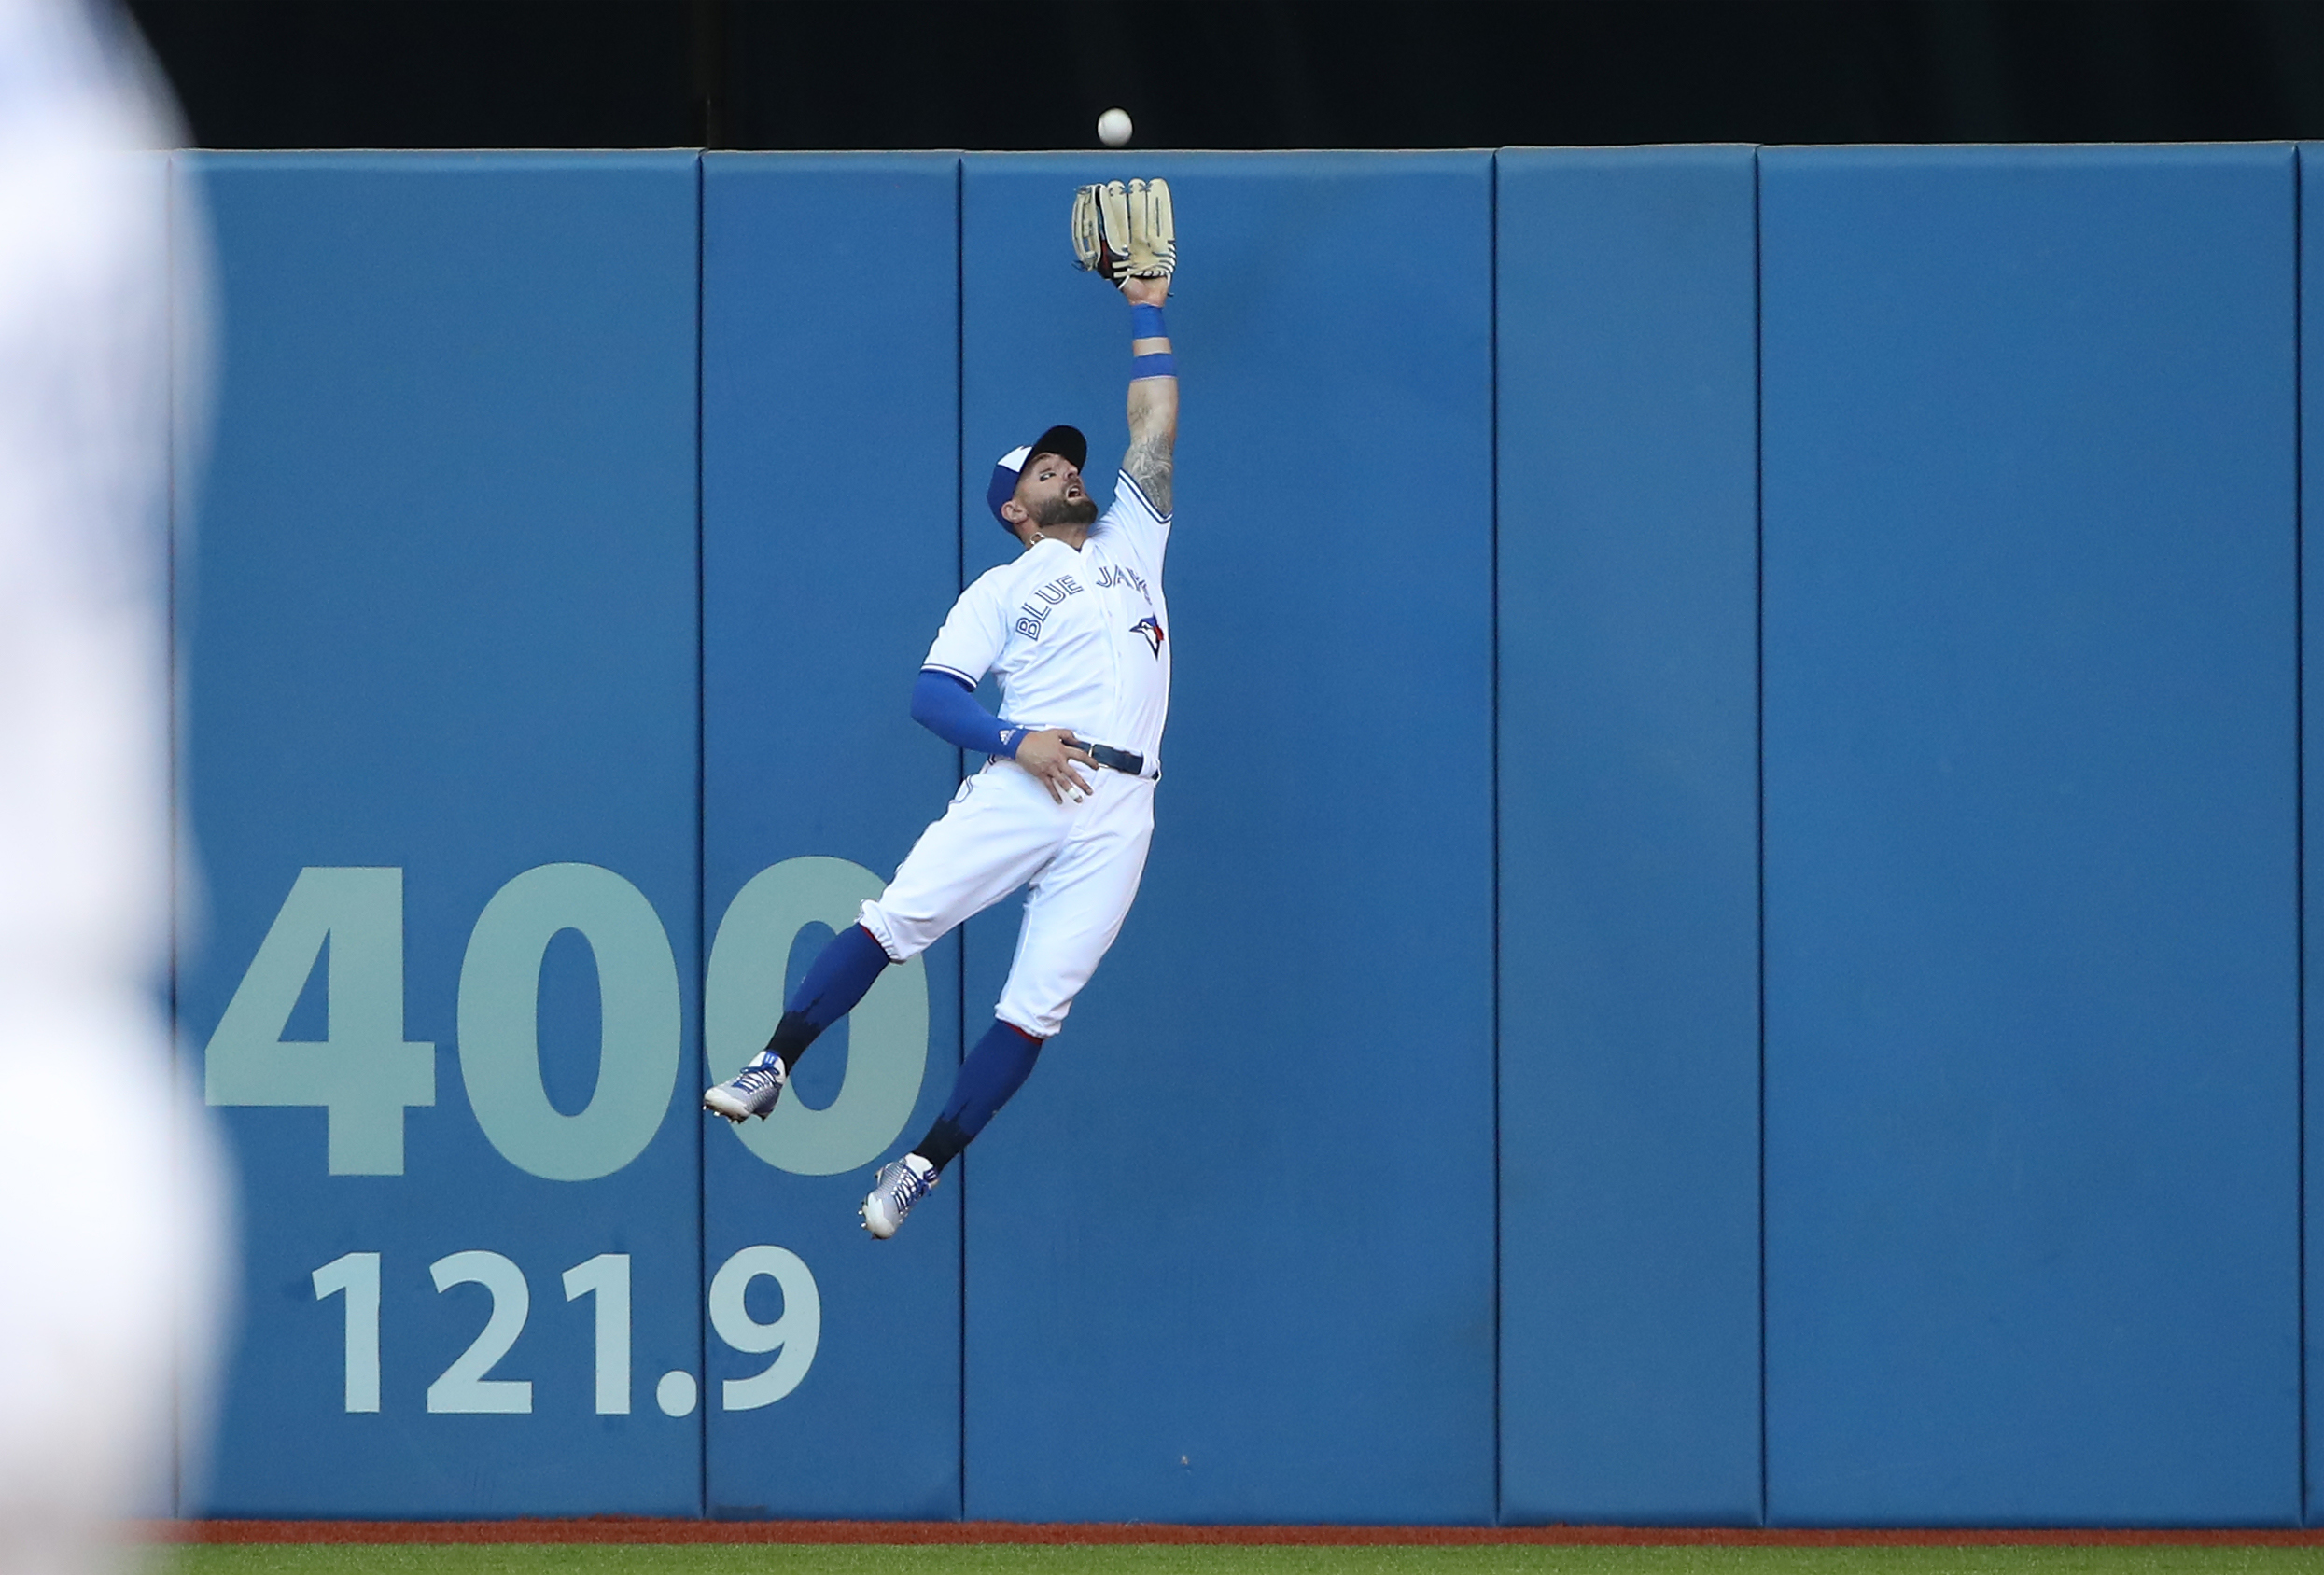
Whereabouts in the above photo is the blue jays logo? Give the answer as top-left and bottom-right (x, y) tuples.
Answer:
(1131, 614), (1165, 657)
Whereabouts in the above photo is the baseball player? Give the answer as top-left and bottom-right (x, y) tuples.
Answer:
(707, 179), (1179, 1239)
(0, 3), (230, 1570)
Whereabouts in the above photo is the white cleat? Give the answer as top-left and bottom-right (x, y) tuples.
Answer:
(861, 1154), (938, 1239)
(704, 1051), (786, 1123)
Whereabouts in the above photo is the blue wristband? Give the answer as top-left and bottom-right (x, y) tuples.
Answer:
(1131, 352), (1176, 380)
(1130, 303), (1168, 340)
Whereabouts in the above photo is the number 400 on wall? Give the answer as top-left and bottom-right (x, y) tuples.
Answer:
(203, 858), (931, 1179)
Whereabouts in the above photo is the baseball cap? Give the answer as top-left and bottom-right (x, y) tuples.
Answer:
(987, 424), (1088, 528)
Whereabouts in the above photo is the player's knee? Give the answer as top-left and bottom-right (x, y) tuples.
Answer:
(858, 905), (936, 965)
(995, 1001), (1068, 1040)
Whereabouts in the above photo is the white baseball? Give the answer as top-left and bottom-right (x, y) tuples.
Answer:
(1097, 107), (1133, 148)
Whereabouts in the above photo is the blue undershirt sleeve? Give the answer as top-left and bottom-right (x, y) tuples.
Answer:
(911, 668), (1022, 758)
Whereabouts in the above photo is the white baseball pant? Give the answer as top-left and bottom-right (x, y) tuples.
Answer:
(859, 756), (1155, 1038)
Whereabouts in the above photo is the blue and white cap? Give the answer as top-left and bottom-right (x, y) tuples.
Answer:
(987, 424), (1087, 529)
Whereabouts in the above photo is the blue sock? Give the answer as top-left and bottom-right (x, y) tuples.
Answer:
(791, 924), (891, 1026)
(757, 923), (892, 1070)
(911, 1019), (1043, 1171)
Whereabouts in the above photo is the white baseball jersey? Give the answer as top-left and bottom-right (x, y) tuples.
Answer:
(859, 467), (1172, 1038)
(921, 469), (1171, 767)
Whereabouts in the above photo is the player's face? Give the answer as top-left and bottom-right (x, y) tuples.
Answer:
(1015, 453), (1098, 532)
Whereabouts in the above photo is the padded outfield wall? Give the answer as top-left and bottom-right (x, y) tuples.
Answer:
(171, 146), (2316, 1526)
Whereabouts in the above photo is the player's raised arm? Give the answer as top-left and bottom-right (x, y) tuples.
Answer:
(1122, 271), (1176, 518)
(1073, 176), (1178, 517)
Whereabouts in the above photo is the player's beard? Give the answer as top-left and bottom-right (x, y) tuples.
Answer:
(1030, 493), (1099, 529)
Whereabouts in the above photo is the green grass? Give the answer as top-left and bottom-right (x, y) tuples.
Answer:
(153, 1546), (2324, 1575)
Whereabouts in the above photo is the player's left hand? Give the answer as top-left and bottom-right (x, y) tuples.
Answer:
(1014, 729), (1096, 803)
(1073, 177), (1174, 298)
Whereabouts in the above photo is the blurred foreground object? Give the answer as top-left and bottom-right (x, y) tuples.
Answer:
(0, 1), (227, 1571)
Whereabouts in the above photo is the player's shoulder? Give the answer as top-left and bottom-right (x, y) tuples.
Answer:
(962, 554), (1038, 598)
(1105, 467), (1171, 530)
(953, 545), (1068, 614)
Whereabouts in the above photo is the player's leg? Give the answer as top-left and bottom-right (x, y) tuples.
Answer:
(861, 775), (1155, 1237)
(703, 920), (890, 1121)
(985, 774), (1158, 1040)
(707, 761), (1066, 1122)
(861, 1017), (1044, 1239)
(859, 762), (1071, 960)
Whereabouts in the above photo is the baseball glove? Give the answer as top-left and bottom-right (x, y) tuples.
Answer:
(1071, 177), (1175, 286)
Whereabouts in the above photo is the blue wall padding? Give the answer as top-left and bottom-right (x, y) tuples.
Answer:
(2302, 144), (2324, 1530)
(954, 153), (1498, 1525)
(1494, 146), (1764, 1526)
(177, 154), (703, 1514)
(175, 146), (2324, 1526)
(699, 154), (966, 1519)
(1760, 146), (2301, 1526)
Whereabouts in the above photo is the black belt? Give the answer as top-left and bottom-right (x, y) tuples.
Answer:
(1081, 742), (1147, 777)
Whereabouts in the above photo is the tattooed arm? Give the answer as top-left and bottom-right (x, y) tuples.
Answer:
(1121, 272), (1176, 517)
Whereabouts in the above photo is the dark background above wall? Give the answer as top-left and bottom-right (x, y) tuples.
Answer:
(121, 0), (2324, 153)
